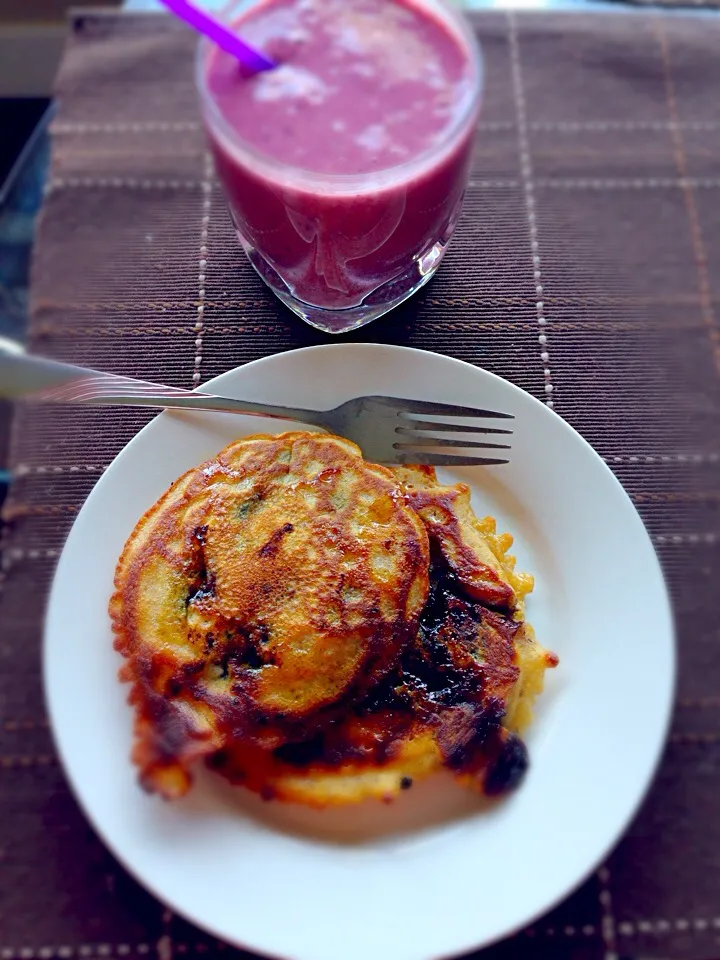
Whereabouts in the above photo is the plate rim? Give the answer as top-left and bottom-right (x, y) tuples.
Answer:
(42, 342), (676, 960)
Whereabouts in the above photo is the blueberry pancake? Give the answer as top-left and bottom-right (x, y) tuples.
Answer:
(111, 434), (556, 805)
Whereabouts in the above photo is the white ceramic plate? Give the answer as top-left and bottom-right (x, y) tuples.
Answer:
(44, 344), (674, 960)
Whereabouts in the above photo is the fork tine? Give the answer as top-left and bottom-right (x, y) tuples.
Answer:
(396, 420), (513, 436)
(389, 451), (510, 467)
(395, 438), (511, 450)
(393, 398), (514, 419)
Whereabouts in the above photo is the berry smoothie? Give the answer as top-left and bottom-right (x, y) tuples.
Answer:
(198, 0), (481, 332)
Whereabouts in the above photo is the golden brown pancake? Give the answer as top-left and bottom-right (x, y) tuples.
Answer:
(210, 466), (558, 807)
(111, 432), (430, 798)
(112, 435), (557, 804)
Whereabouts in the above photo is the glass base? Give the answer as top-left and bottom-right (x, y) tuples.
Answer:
(235, 230), (450, 335)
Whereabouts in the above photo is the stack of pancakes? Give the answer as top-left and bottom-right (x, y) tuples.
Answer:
(111, 432), (557, 806)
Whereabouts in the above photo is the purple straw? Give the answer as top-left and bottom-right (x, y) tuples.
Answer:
(160, 0), (275, 73)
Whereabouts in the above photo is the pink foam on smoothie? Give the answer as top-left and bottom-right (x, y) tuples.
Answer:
(206, 0), (472, 176)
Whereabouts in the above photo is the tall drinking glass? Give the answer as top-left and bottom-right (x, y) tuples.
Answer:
(197, 0), (482, 334)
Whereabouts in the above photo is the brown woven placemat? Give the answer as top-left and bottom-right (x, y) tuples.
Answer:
(2, 8), (720, 960)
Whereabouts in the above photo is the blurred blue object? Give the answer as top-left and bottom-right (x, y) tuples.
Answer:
(0, 103), (54, 348)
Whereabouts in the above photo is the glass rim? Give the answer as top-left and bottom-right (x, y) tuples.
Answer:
(195, 0), (483, 196)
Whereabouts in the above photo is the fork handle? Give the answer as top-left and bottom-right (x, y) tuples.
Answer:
(0, 350), (324, 425)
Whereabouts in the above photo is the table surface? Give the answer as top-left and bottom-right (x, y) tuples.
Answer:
(3, 7), (720, 960)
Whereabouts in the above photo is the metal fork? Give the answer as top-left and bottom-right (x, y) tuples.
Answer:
(0, 351), (512, 467)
